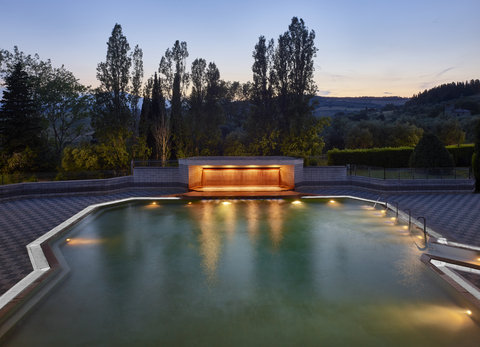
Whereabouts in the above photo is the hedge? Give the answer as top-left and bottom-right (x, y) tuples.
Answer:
(328, 144), (474, 168)
(446, 144), (474, 167)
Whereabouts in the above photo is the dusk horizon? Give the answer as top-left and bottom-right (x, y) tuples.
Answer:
(1, 0), (479, 97)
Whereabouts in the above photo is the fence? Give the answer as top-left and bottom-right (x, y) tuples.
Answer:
(133, 160), (179, 167)
(348, 165), (472, 180)
(0, 170), (129, 185)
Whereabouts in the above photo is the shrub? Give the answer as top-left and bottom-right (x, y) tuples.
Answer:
(327, 147), (414, 167)
(409, 133), (454, 168)
(446, 144), (474, 166)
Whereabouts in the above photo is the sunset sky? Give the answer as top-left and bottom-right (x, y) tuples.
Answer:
(1, 0), (479, 97)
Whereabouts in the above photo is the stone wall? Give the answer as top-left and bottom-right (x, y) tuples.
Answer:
(0, 164), (475, 201)
(0, 176), (133, 201)
(299, 166), (347, 186)
(132, 167), (185, 187)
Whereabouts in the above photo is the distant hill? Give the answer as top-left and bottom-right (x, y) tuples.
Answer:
(406, 80), (480, 106)
(312, 96), (408, 117)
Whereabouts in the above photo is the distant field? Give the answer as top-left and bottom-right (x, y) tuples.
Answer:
(312, 96), (408, 117)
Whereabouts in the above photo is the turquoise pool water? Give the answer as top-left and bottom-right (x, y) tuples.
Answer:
(5, 199), (480, 346)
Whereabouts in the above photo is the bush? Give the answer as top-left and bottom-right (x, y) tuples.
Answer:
(327, 147), (414, 167)
(409, 133), (454, 168)
(446, 144), (474, 166)
(473, 153), (479, 192)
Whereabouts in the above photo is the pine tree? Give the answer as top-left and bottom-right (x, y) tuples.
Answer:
(0, 62), (42, 154)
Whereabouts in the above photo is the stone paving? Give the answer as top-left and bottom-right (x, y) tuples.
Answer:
(1, 187), (479, 296)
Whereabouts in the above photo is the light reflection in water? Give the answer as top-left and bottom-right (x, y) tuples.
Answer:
(65, 238), (105, 246)
(268, 201), (284, 248)
(198, 202), (221, 282)
(372, 303), (474, 332)
(222, 200), (236, 240)
(246, 200), (259, 242)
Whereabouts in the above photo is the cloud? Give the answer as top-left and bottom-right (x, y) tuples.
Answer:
(383, 91), (393, 95)
(418, 66), (456, 90)
(434, 66), (455, 78)
(317, 90), (331, 96)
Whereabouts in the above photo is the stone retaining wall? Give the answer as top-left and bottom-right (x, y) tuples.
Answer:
(0, 176), (133, 201)
(133, 167), (185, 187)
(0, 165), (475, 201)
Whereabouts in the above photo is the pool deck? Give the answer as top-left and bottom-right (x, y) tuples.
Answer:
(1, 187), (480, 296)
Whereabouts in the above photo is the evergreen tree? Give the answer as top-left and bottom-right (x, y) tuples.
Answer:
(409, 133), (454, 168)
(0, 62), (43, 156)
(473, 120), (480, 192)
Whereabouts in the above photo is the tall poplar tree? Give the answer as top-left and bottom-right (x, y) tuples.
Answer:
(129, 44), (144, 134)
(159, 40), (189, 158)
(95, 23), (132, 136)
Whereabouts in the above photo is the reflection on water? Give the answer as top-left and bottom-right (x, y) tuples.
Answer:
(267, 200), (284, 248)
(197, 202), (221, 282)
(192, 200), (288, 280)
(246, 200), (259, 242)
(65, 237), (106, 246)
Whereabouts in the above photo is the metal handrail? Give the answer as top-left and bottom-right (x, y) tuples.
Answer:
(417, 216), (428, 245)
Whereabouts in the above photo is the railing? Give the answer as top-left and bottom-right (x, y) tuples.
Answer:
(133, 160), (179, 167)
(0, 170), (129, 185)
(384, 199), (429, 246)
(348, 165), (472, 180)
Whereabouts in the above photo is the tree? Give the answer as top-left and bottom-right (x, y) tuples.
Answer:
(188, 58), (207, 154)
(0, 62), (43, 159)
(409, 133), (454, 168)
(273, 17), (317, 134)
(139, 77), (153, 142)
(129, 45), (144, 134)
(345, 125), (374, 149)
(150, 73), (169, 163)
(473, 120), (480, 192)
(95, 23), (132, 135)
(37, 65), (91, 162)
(159, 41), (189, 158)
(247, 36), (277, 151)
(436, 118), (465, 146)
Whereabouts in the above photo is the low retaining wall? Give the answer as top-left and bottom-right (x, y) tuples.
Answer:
(297, 166), (475, 193)
(133, 167), (185, 188)
(0, 165), (475, 201)
(0, 176), (134, 201)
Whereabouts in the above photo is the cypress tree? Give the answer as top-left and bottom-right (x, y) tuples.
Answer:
(409, 133), (454, 168)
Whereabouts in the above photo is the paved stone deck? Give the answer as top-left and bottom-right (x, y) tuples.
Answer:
(1, 187), (479, 296)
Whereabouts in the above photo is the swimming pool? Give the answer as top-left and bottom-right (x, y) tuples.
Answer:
(4, 198), (480, 346)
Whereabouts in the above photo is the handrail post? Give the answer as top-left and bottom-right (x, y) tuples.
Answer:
(405, 209), (411, 230)
(417, 216), (427, 245)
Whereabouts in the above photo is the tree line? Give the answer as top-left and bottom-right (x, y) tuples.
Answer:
(0, 17), (326, 175)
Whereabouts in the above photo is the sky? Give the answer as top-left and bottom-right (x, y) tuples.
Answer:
(1, 0), (479, 97)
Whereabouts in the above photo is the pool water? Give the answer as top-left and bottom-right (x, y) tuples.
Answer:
(5, 199), (480, 346)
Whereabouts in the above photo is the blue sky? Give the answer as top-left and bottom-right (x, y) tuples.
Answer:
(1, 0), (479, 97)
